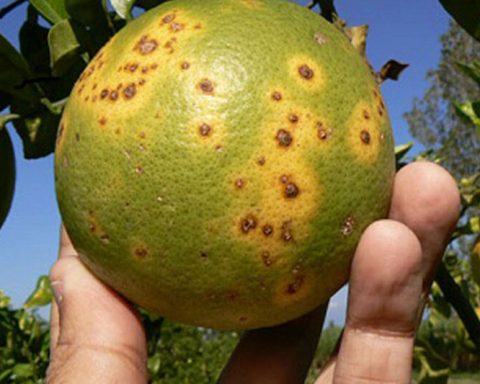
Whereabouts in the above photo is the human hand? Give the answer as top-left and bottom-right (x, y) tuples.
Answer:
(47, 161), (460, 384)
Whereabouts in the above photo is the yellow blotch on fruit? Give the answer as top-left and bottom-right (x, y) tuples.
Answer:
(348, 101), (384, 164)
(288, 55), (324, 91)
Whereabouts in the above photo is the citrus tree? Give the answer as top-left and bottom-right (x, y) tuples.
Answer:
(0, 0), (479, 383)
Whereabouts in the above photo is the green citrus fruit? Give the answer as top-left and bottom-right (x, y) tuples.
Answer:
(55, 0), (395, 330)
(0, 128), (15, 230)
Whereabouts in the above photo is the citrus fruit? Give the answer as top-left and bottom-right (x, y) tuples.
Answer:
(55, 0), (395, 330)
(0, 128), (15, 230)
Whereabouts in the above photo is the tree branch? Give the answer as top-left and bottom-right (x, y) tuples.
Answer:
(434, 262), (480, 351)
(0, 0), (27, 19)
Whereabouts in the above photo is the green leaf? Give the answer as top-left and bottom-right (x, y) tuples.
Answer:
(48, 19), (82, 76)
(20, 9), (51, 78)
(0, 34), (43, 103)
(24, 276), (53, 309)
(12, 363), (35, 379)
(30, 0), (69, 24)
(455, 101), (480, 137)
(111, 0), (136, 20)
(456, 60), (480, 86)
(439, 0), (480, 41)
(395, 142), (414, 162)
(0, 290), (11, 309)
(11, 99), (60, 159)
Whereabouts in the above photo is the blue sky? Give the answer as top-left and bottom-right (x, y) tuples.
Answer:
(0, 0), (450, 324)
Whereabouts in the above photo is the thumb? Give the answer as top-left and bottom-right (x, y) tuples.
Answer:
(47, 227), (147, 384)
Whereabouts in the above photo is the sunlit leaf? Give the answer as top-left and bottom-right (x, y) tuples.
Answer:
(0, 290), (11, 309)
(456, 60), (480, 86)
(48, 19), (82, 76)
(455, 101), (480, 137)
(24, 276), (53, 309)
(394, 142), (414, 161)
(111, 0), (136, 20)
(30, 0), (68, 24)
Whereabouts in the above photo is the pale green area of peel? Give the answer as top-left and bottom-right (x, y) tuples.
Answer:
(55, 0), (395, 330)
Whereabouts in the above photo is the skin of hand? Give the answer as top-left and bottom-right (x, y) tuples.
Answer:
(47, 161), (460, 384)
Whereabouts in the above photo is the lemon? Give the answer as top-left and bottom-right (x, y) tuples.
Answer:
(55, 0), (395, 330)
(0, 128), (15, 230)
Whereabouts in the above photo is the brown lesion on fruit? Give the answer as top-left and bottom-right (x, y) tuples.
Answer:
(161, 12), (177, 25)
(241, 214), (257, 233)
(135, 166), (145, 175)
(138, 79), (146, 86)
(284, 182), (300, 199)
(198, 79), (215, 95)
(281, 220), (294, 242)
(75, 133), (80, 142)
(360, 129), (371, 144)
(261, 250), (273, 266)
(298, 64), (314, 80)
(134, 35), (158, 55)
(138, 131), (146, 139)
(100, 89), (109, 99)
(288, 114), (299, 124)
(98, 116), (107, 126)
(194, 23), (202, 29)
(234, 178), (245, 189)
(317, 121), (332, 141)
(288, 56), (324, 90)
(109, 90), (119, 101)
(123, 83), (137, 99)
(87, 211), (109, 242)
(133, 246), (148, 259)
(286, 274), (304, 294)
(180, 61), (190, 70)
(276, 129), (293, 147)
(257, 156), (266, 166)
(169, 21), (185, 33)
(341, 216), (355, 236)
(56, 122), (65, 145)
(314, 32), (328, 45)
(262, 224), (273, 237)
(348, 101), (384, 163)
(199, 123), (212, 137)
(271, 91), (282, 101)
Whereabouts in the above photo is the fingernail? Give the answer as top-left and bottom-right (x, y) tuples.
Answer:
(50, 280), (64, 305)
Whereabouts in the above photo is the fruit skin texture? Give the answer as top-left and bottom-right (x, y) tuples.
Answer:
(0, 128), (15, 230)
(55, 0), (395, 330)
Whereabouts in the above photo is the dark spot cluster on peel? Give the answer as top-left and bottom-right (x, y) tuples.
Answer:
(281, 221), (294, 242)
(286, 274), (304, 294)
(317, 121), (332, 141)
(280, 175), (300, 199)
(261, 251), (273, 266)
(341, 216), (355, 236)
(241, 215), (257, 233)
(373, 88), (386, 117)
(134, 35), (158, 55)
